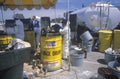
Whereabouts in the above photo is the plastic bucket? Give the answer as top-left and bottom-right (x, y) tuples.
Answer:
(80, 31), (93, 42)
(40, 35), (62, 71)
(104, 52), (120, 64)
(70, 49), (84, 66)
(108, 61), (120, 78)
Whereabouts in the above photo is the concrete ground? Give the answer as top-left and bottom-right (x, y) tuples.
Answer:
(24, 46), (107, 79)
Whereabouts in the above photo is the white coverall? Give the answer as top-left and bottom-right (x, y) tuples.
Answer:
(14, 19), (24, 40)
(59, 22), (71, 59)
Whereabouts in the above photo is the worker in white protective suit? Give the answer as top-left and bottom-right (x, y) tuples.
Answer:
(13, 15), (25, 40)
(59, 19), (71, 59)
(30, 16), (41, 50)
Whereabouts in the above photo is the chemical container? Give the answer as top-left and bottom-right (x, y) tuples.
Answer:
(40, 35), (62, 71)
(98, 30), (112, 52)
(113, 30), (120, 50)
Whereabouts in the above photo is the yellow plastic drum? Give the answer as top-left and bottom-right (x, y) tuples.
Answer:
(40, 35), (62, 71)
(0, 35), (13, 45)
(113, 30), (120, 50)
(98, 30), (112, 52)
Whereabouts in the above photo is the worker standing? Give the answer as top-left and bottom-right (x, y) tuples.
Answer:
(13, 14), (24, 40)
(6, 14), (25, 40)
(59, 19), (71, 59)
(31, 16), (41, 50)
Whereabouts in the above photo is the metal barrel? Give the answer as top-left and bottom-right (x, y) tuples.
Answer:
(40, 35), (62, 71)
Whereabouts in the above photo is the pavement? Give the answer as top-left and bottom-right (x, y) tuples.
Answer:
(23, 45), (107, 79)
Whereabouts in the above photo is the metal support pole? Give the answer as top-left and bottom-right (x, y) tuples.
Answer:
(67, 0), (71, 71)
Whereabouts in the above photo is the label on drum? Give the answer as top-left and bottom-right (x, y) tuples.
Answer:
(44, 60), (60, 67)
(42, 50), (61, 56)
(46, 41), (56, 48)
(48, 61), (59, 67)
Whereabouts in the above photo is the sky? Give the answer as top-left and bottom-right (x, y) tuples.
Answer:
(0, 0), (120, 21)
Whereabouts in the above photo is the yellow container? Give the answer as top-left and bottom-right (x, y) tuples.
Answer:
(113, 30), (120, 50)
(0, 35), (13, 45)
(24, 31), (36, 50)
(98, 30), (112, 52)
(40, 35), (62, 71)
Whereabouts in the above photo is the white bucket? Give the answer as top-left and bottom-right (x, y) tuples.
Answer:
(80, 31), (93, 42)
(70, 49), (85, 66)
